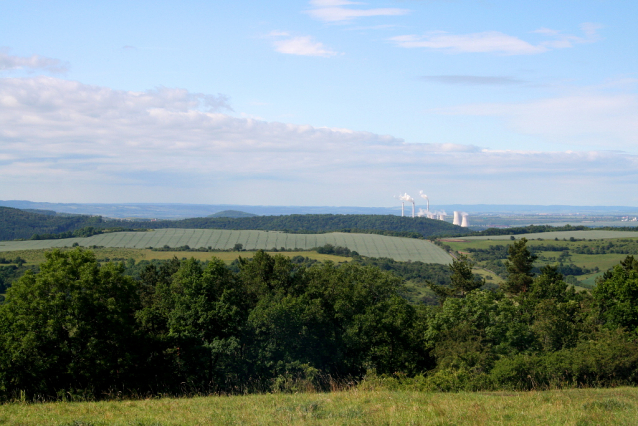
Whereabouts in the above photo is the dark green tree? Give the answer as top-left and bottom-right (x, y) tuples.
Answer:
(0, 249), (140, 398)
(166, 258), (248, 391)
(428, 254), (484, 301)
(593, 256), (638, 333)
(502, 238), (537, 294)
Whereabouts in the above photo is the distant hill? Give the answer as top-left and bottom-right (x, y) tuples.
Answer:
(1, 208), (467, 241)
(208, 210), (259, 218)
(135, 214), (468, 238)
(0, 207), (104, 241)
(22, 209), (58, 216)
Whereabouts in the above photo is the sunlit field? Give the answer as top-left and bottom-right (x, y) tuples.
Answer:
(0, 230), (452, 264)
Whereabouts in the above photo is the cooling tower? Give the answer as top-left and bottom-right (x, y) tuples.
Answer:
(461, 213), (469, 228)
(453, 211), (461, 226)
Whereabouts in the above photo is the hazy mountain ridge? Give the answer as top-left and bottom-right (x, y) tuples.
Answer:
(2, 200), (638, 220)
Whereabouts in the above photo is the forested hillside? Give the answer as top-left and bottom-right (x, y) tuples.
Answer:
(1, 208), (467, 240)
(0, 207), (104, 241)
(139, 214), (467, 237)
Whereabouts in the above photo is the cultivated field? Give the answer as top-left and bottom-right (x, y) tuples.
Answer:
(0, 230), (452, 264)
(2, 388), (638, 425)
(464, 230), (638, 240)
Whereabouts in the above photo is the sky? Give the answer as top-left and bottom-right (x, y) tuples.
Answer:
(1, 0), (637, 207)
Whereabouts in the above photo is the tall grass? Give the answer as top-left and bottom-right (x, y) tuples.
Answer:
(2, 387), (637, 425)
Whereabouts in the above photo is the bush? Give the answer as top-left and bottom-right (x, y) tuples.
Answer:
(490, 330), (638, 390)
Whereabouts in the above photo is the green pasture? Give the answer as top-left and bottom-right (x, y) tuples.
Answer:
(464, 230), (638, 240)
(0, 229), (452, 264)
(441, 236), (638, 289)
(2, 387), (638, 425)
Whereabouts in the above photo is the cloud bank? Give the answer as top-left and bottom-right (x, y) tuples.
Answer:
(1, 76), (636, 205)
(432, 91), (638, 150)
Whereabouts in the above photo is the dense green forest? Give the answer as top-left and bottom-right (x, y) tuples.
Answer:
(0, 207), (103, 241)
(135, 214), (466, 238)
(2, 242), (638, 400)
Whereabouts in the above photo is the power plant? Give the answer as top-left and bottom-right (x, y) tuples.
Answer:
(397, 193), (415, 218)
(397, 191), (468, 227)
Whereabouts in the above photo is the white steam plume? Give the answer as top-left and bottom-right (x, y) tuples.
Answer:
(419, 190), (430, 212)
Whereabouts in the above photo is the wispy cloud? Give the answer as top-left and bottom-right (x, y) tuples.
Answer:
(391, 24), (601, 55)
(1, 76), (637, 205)
(431, 89), (638, 150)
(419, 75), (525, 86)
(0, 49), (67, 73)
(269, 31), (339, 57)
(306, 0), (409, 23)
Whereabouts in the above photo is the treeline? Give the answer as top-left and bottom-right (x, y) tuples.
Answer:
(3, 241), (638, 400)
(571, 239), (638, 255)
(467, 224), (589, 236)
(468, 223), (638, 237)
(0, 207), (105, 241)
(134, 214), (467, 238)
(314, 244), (357, 257)
(465, 244), (597, 279)
(30, 226), (147, 240)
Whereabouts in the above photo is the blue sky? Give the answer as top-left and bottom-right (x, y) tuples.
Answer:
(1, 0), (637, 207)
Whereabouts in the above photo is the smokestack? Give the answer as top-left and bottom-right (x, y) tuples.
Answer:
(461, 213), (469, 228)
(398, 193), (414, 218)
(453, 211), (461, 226)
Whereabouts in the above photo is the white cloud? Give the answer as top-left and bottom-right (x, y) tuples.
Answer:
(306, 1), (409, 23)
(431, 90), (638, 150)
(391, 24), (601, 55)
(0, 49), (67, 73)
(419, 75), (525, 86)
(269, 32), (339, 57)
(1, 76), (637, 205)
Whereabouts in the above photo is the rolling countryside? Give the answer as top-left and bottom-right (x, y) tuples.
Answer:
(0, 229), (452, 264)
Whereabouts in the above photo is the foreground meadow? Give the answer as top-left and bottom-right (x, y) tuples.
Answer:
(2, 388), (638, 425)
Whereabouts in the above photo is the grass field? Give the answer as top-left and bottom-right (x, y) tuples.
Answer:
(0, 230), (452, 264)
(2, 388), (638, 425)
